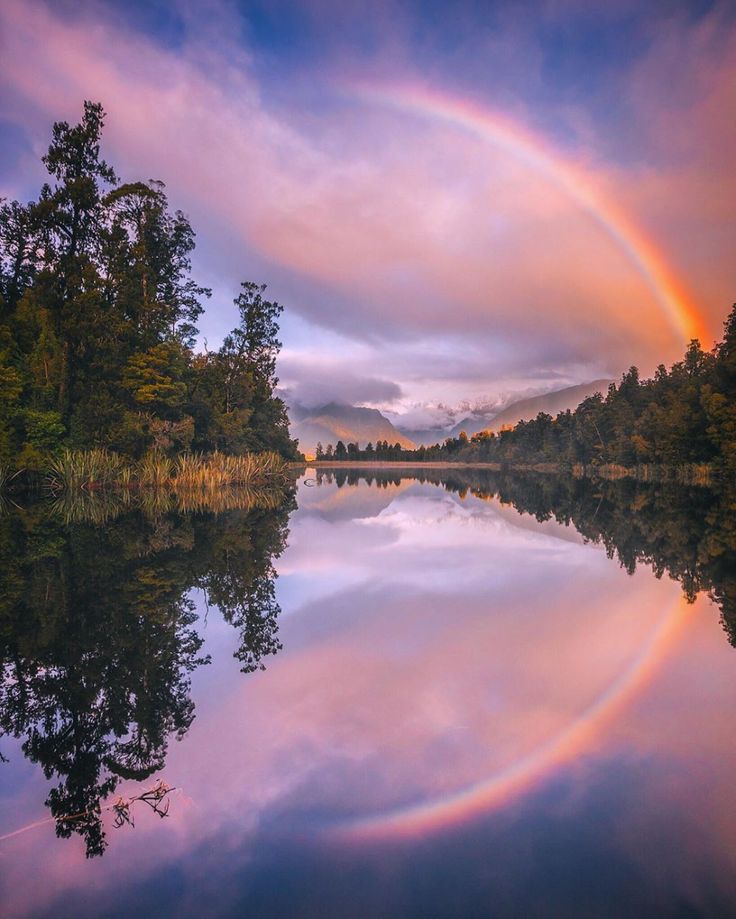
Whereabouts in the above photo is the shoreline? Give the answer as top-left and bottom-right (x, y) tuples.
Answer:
(291, 460), (721, 486)
(292, 461), (503, 469)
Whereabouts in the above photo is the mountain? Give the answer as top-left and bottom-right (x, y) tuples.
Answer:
(397, 380), (614, 446)
(290, 382), (613, 456)
(290, 403), (416, 458)
(393, 425), (455, 447)
(483, 379), (613, 432)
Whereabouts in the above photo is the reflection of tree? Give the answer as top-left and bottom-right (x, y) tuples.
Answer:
(320, 468), (736, 645)
(0, 492), (293, 856)
(316, 469), (402, 489)
(194, 504), (291, 673)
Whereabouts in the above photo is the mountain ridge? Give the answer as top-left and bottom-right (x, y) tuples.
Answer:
(290, 402), (416, 458)
(483, 379), (614, 433)
(395, 380), (614, 446)
(290, 381), (614, 456)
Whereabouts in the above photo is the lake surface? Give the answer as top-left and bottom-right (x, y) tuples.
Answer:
(1, 469), (736, 917)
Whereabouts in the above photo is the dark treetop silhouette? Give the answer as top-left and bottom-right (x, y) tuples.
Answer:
(0, 491), (293, 857)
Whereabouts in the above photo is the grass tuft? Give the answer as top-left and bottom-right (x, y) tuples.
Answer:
(42, 448), (288, 494)
(47, 448), (124, 491)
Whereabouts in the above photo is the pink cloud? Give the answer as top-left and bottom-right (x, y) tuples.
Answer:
(0, 0), (733, 394)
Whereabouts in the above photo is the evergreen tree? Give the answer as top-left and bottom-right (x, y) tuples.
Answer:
(0, 102), (299, 469)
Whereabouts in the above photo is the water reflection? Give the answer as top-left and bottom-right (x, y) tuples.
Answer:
(0, 490), (293, 856)
(1, 471), (736, 917)
(316, 467), (736, 643)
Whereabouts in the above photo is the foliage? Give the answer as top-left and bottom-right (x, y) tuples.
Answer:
(0, 101), (299, 476)
(321, 306), (736, 475)
(0, 491), (294, 856)
(47, 446), (125, 491)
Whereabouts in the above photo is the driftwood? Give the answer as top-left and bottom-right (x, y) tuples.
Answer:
(111, 780), (175, 829)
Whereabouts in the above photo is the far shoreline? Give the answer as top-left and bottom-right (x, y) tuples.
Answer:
(290, 460), (718, 485)
(292, 461), (502, 469)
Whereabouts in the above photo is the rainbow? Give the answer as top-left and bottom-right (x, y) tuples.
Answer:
(351, 84), (709, 346)
(326, 87), (706, 840)
(333, 593), (695, 841)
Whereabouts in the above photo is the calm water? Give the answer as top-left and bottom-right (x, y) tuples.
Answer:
(1, 469), (736, 917)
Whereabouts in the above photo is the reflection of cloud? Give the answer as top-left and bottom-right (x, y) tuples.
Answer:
(3, 480), (736, 918)
(177, 484), (683, 844)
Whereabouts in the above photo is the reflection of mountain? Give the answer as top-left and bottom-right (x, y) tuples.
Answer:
(298, 470), (414, 521)
(0, 497), (293, 857)
(309, 467), (736, 646)
(397, 381), (614, 445)
(290, 402), (416, 457)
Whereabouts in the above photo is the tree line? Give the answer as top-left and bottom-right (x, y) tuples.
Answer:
(321, 305), (736, 473)
(315, 439), (407, 461)
(0, 101), (299, 473)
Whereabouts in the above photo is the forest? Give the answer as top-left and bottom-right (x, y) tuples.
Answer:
(322, 305), (736, 475)
(0, 101), (299, 477)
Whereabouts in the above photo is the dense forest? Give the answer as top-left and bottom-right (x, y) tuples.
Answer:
(0, 101), (299, 473)
(321, 305), (736, 474)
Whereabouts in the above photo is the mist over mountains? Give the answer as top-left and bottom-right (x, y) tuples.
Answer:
(288, 380), (614, 456)
(289, 402), (416, 457)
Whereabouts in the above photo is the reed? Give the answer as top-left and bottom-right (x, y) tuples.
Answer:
(119, 464), (135, 489)
(42, 448), (288, 493)
(137, 451), (173, 488)
(172, 451), (288, 489)
(47, 448), (125, 491)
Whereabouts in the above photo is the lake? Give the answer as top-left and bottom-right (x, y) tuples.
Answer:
(1, 468), (736, 917)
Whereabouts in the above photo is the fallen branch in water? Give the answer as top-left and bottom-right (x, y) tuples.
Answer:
(0, 780), (176, 845)
(111, 780), (174, 828)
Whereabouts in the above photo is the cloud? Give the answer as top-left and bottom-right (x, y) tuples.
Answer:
(282, 372), (403, 410)
(382, 401), (462, 434)
(0, 0), (733, 408)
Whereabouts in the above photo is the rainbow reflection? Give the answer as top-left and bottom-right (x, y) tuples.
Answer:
(334, 594), (695, 841)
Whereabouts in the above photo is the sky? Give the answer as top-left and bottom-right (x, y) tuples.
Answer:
(1, 0), (734, 430)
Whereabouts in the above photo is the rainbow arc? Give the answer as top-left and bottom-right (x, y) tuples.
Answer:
(352, 83), (709, 346)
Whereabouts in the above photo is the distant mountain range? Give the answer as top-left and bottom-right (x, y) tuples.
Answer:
(290, 380), (613, 457)
(396, 379), (614, 445)
(290, 402), (416, 458)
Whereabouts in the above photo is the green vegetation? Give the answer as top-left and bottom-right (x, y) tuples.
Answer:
(0, 101), (299, 482)
(321, 304), (736, 476)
